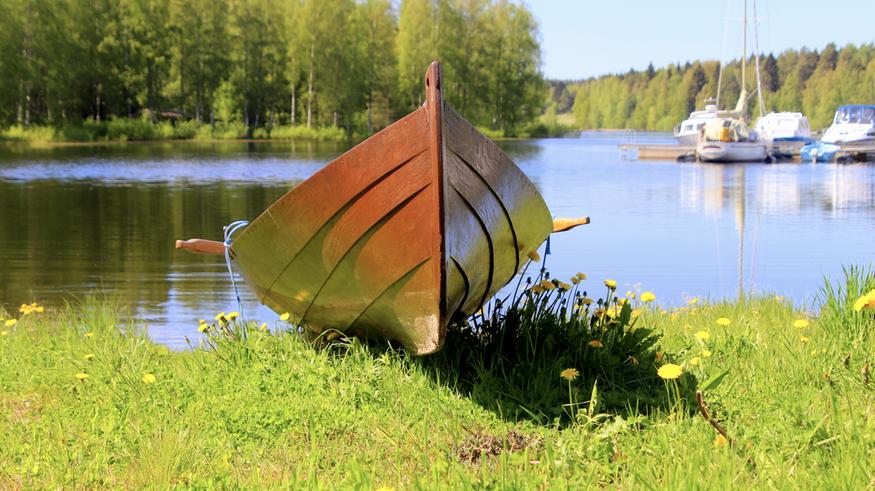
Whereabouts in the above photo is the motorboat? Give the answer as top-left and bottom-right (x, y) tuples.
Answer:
(801, 105), (875, 162)
(822, 105), (875, 144)
(754, 112), (813, 143)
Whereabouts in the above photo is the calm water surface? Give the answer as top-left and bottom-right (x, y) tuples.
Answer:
(1, 134), (873, 347)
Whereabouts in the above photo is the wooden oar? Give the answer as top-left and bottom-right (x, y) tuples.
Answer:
(177, 216), (589, 254)
(551, 216), (590, 233)
(175, 239), (226, 255)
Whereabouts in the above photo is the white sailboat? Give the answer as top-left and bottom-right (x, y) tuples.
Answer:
(674, 102), (743, 146)
(696, 0), (768, 163)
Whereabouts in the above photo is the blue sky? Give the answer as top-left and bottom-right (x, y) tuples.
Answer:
(528, 0), (875, 80)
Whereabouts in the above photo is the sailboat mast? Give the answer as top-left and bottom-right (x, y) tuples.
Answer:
(753, 0), (766, 117)
(742, 0), (747, 93)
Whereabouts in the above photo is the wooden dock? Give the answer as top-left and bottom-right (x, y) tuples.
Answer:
(619, 144), (694, 161)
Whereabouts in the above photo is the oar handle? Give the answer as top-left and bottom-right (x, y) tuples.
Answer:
(175, 238), (226, 255)
(552, 216), (590, 233)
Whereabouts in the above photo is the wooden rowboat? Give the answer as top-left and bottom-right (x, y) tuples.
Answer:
(177, 62), (587, 355)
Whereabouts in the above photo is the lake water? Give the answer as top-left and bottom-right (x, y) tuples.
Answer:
(1, 134), (873, 347)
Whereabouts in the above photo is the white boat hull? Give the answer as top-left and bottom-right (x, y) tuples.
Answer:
(696, 141), (768, 162)
(675, 132), (699, 146)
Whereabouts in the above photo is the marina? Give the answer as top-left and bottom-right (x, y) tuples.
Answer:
(620, 139), (875, 162)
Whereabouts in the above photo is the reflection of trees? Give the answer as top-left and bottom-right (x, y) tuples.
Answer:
(494, 141), (544, 161)
(0, 180), (289, 314)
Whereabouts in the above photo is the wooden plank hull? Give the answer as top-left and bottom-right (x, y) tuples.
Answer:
(230, 62), (551, 355)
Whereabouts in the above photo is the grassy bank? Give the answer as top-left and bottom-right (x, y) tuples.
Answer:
(0, 269), (873, 488)
(0, 120), (351, 144)
(0, 118), (574, 146)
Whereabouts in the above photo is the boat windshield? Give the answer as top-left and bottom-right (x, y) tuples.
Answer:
(835, 106), (875, 125)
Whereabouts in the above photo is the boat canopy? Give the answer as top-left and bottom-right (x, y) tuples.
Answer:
(701, 118), (755, 143)
(834, 105), (875, 125)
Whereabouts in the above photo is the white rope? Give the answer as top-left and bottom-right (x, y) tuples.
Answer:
(223, 220), (249, 336)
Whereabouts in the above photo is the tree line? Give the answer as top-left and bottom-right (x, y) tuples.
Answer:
(0, 0), (544, 136)
(569, 43), (875, 131)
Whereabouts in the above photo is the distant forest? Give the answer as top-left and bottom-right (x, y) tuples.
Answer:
(564, 43), (875, 131)
(0, 0), (543, 135)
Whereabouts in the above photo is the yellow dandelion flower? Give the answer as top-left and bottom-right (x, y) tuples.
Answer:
(588, 339), (604, 348)
(604, 279), (617, 289)
(35, 306), (44, 313)
(701, 350), (712, 358)
(800, 336), (810, 343)
(527, 250), (541, 262)
(142, 373), (157, 384)
(540, 280), (557, 290)
(793, 319), (810, 328)
(694, 330), (710, 341)
(714, 434), (728, 447)
(690, 357), (700, 366)
(227, 311), (240, 320)
(571, 276), (580, 285)
(530, 285), (546, 294)
(75, 372), (89, 381)
(582, 297), (594, 306)
(4, 319), (17, 327)
(618, 297), (628, 306)
(560, 368), (579, 381)
(83, 353), (95, 361)
(716, 317), (731, 327)
(641, 291), (656, 303)
(625, 290), (636, 298)
(197, 323), (209, 333)
(657, 363), (683, 380)
(84, 332), (94, 338)
(260, 322), (268, 331)
(852, 290), (875, 312)
(1, 331), (7, 337)
(557, 281), (572, 291)
(198, 319), (207, 325)
(214, 312), (226, 321)
(688, 297), (699, 305)
(594, 308), (606, 318)
(576, 272), (587, 280)
(279, 312), (291, 321)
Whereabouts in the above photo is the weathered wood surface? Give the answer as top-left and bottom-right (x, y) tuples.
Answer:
(175, 239), (225, 255)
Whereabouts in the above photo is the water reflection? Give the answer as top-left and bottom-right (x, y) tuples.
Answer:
(1, 137), (873, 348)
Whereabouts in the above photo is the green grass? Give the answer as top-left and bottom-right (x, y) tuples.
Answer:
(0, 268), (873, 488)
(0, 120), (353, 144)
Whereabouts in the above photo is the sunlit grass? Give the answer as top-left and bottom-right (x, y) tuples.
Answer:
(0, 269), (873, 488)
(0, 120), (353, 144)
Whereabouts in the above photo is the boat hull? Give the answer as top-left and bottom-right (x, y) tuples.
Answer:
(696, 141), (768, 162)
(800, 142), (842, 162)
(228, 62), (551, 355)
(675, 133), (699, 146)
